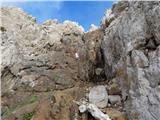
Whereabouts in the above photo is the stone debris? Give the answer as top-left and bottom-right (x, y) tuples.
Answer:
(105, 108), (127, 120)
(89, 85), (108, 108)
(108, 83), (121, 95)
(108, 95), (121, 105)
(75, 100), (111, 120)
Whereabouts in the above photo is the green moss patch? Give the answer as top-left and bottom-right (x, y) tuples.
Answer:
(23, 111), (35, 120)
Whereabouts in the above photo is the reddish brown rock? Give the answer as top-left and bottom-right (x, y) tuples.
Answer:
(7, 113), (16, 120)
(105, 108), (127, 120)
(33, 100), (52, 120)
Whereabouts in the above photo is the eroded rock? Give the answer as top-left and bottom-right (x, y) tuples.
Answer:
(102, 1), (160, 120)
(108, 95), (121, 105)
(1, 1), (160, 120)
(89, 85), (108, 108)
(105, 108), (127, 120)
(1, 7), (88, 94)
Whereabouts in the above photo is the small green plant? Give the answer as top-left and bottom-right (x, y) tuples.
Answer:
(29, 96), (38, 104)
(23, 112), (35, 120)
(15, 95), (38, 108)
(1, 107), (10, 120)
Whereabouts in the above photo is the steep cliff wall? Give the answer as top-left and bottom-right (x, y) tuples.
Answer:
(102, 1), (160, 120)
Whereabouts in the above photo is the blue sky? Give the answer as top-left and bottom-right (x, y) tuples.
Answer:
(2, 1), (113, 31)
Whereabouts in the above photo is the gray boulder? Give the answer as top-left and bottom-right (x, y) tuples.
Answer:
(108, 95), (121, 105)
(89, 85), (108, 108)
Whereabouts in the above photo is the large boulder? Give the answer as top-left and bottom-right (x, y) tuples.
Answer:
(102, 1), (160, 120)
(89, 85), (108, 108)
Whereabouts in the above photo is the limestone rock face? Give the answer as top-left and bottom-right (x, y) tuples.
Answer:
(1, 7), (107, 120)
(1, 1), (160, 120)
(1, 7), (87, 94)
(102, 1), (160, 120)
(1, 7), (91, 120)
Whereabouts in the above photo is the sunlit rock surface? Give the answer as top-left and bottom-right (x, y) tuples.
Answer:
(1, 1), (160, 120)
(102, 1), (160, 120)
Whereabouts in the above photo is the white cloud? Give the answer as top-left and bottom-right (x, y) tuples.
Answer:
(1, 1), (63, 11)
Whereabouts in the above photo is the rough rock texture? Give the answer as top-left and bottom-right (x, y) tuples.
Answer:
(1, 7), (89, 120)
(108, 95), (121, 105)
(102, 1), (160, 120)
(89, 85), (108, 108)
(105, 108), (127, 120)
(1, 7), (88, 95)
(83, 28), (105, 81)
(1, 6), (108, 120)
(1, 1), (160, 120)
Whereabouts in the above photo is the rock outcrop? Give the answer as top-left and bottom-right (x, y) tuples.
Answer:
(1, 7), (88, 95)
(1, 1), (160, 120)
(1, 6), (107, 120)
(102, 1), (160, 120)
(1, 7), (89, 120)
